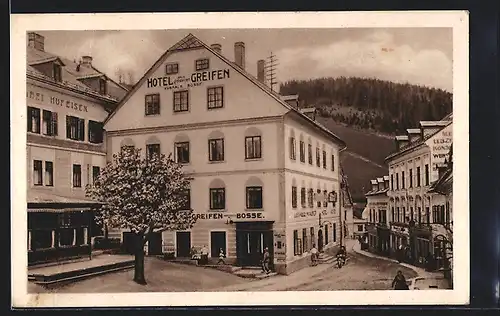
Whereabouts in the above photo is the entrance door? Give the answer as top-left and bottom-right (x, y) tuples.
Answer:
(211, 231), (227, 258)
(176, 231), (191, 257)
(236, 229), (273, 266)
(148, 232), (163, 255)
(318, 229), (324, 252)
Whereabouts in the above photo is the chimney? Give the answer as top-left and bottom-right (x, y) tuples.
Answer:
(27, 32), (45, 51)
(81, 55), (93, 67)
(257, 59), (265, 83)
(210, 43), (222, 54)
(234, 42), (245, 69)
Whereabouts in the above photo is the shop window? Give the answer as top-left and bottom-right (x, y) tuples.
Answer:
(195, 58), (209, 71)
(208, 138), (224, 162)
(31, 230), (53, 250)
(42, 110), (58, 136)
(175, 142), (190, 164)
(308, 144), (313, 165)
(165, 63), (179, 75)
(245, 136), (261, 159)
(289, 137), (296, 160)
(33, 160), (43, 186)
(145, 93), (160, 115)
(299, 141), (305, 163)
(210, 188), (225, 210)
(73, 164), (82, 188)
(28, 106), (41, 134)
(59, 228), (74, 247)
(302, 228), (308, 253)
(322, 150), (327, 169)
(291, 186), (297, 209)
(300, 188), (306, 208)
(92, 166), (100, 184)
(45, 161), (53, 186)
(66, 115), (85, 141)
(246, 186), (263, 209)
(146, 143), (161, 160)
(88, 120), (104, 144)
(207, 86), (224, 109)
(316, 147), (320, 167)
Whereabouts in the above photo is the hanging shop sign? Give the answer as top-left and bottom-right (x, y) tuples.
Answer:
(146, 68), (231, 90)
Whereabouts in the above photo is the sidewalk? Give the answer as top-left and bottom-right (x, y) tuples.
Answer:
(350, 240), (442, 279)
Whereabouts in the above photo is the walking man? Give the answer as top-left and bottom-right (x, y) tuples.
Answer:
(262, 247), (271, 274)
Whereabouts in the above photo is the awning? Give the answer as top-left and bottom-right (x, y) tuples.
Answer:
(28, 208), (93, 213)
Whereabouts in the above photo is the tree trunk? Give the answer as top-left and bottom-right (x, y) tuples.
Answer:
(133, 233), (147, 285)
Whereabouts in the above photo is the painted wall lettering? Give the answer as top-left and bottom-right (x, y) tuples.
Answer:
(294, 210), (317, 219)
(26, 89), (88, 113)
(236, 212), (264, 219)
(194, 213), (225, 220)
(147, 68), (230, 90)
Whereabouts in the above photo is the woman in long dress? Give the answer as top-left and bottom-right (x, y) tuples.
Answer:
(392, 270), (409, 290)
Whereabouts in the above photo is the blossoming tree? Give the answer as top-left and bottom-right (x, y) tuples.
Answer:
(86, 147), (196, 284)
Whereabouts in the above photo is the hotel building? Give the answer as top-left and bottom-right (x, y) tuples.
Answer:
(103, 34), (347, 274)
(26, 32), (128, 265)
(384, 113), (453, 269)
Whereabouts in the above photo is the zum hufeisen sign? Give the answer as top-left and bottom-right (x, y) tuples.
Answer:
(26, 89), (89, 113)
(146, 68), (230, 90)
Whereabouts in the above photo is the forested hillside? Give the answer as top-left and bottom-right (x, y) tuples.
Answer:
(280, 77), (452, 135)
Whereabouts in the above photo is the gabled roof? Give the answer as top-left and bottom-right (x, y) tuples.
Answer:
(103, 33), (346, 148)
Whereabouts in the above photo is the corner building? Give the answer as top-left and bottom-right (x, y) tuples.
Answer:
(104, 34), (346, 274)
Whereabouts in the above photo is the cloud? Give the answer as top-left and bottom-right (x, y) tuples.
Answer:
(276, 31), (452, 92)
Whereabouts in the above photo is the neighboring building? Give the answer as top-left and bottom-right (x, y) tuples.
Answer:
(363, 176), (390, 255)
(26, 32), (128, 265)
(103, 33), (346, 275)
(384, 114), (452, 268)
(352, 215), (367, 241)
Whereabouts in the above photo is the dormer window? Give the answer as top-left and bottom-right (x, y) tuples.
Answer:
(166, 63), (179, 75)
(195, 58), (209, 71)
(53, 63), (62, 82)
(99, 77), (107, 95)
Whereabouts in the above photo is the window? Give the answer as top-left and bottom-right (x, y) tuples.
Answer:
(291, 186), (297, 209)
(33, 160), (42, 186)
(195, 58), (209, 71)
(316, 189), (322, 207)
(316, 147), (320, 167)
(396, 173), (399, 190)
(208, 138), (224, 162)
(300, 188), (306, 208)
(175, 142), (190, 164)
(73, 164), (82, 188)
(333, 223), (337, 242)
(402, 207), (406, 223)
(416, 166), (421, 187)
(391, 207), (395, 222)
(391, 174), (394, 190)
(310, 227), (315, 245)
(331, 154), (335, 171)
(369, 210), (372, 222)
(302, 228), (308, 253)
(180, 189), (191, 210)
(88, 120), (103, 144)
(210, 188), (226, 210)
(401, 171), (405, 189)
(42, 110), (58, 136)
(45, 161), (53, 186)
(207, 86), (224, 109)
(245, 136), (261, 159)
(425, 164), (429, 186)
(173, 90), (189, 112)
(31, 230), (52, 250)
(308, 144), (313, 165)
(146, 144), (161, 160)
(293, 230), (300, 256)
(308, 189), (314, 208)
(92, 166), (100, 184)
(299, 141), (305, 163)
(99, 78), (107, 95)
(166, 63), (179, 75)
(246, 186), (263, 209)
(27, 107), (40, 133)
(66, 116), (85, 141)
(418, 209), (422, 223)
(59, 228), (74, 247)
(357, 225), (363, 232)
(53, 63), (62, 82)
(409, 169), (413, 188)
(323, 190), (328, 207)
(145, 94), (160, 115)
(425, 207), (429, 223)
(289, 137), (296, 160)
(410, 207), (414, 221)
(322, 150), (327, 169)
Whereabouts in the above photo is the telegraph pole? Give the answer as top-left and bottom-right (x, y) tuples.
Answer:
(265, 52), (278, 92)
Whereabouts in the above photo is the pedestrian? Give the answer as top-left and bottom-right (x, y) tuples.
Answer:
(310, 244), (318, 266)
(392, 270), (409, 290)
(200, 245), (209, 265)
(262, 247), (271, 274)
(217, 248), (226, 265)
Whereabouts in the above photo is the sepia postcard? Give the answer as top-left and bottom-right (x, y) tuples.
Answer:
(11, 11), (469, 308)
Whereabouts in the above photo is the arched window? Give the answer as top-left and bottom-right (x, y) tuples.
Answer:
(244, 127), (262, 159)
(307, 137), (313, 165)
(174, 133), (190, 164)
(208, 130), (225, 162)
(300, 180), (306, 208)
(299, 134), (305, 163)
(120, 138), (135, 155)
(289, 129), (296, 160)
(209, 178), (226, 210)
(245, 177), (263, 209)
(291, 178), (298, 209)
(145, 135), (161, 159)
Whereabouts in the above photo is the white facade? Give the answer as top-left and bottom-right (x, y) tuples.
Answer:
(104, 34), (346, 274)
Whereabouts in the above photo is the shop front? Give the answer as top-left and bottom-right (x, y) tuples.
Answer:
(235, 221), (274, 267)
(411, 225), (433, 268)
(389, 223), (410, 260)
(376, 224), (391, 256)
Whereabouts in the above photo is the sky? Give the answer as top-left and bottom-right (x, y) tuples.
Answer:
(37, 28), (453, 92)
